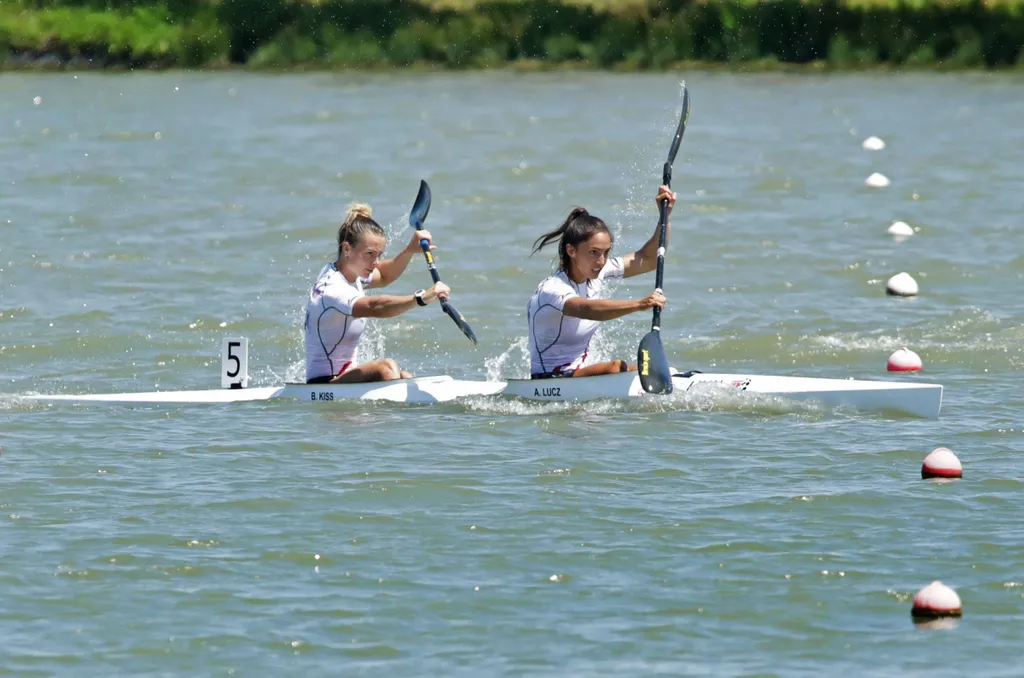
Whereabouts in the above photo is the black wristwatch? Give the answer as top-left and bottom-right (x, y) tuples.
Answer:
(414, 289), (428, 306)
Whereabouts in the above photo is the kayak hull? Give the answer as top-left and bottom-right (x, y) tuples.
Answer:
(23, 371), (943, 418)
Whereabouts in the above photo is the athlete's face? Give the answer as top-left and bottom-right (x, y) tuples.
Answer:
(566, 231), (612, 281)
(342, 233), (386, 279)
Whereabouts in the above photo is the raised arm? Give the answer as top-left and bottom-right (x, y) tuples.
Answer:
(621, 185), (676, 278)
(563, 291), (665, 322)
(368, 229), (434, 288)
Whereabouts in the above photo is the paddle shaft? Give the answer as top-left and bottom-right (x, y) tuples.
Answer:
(419, 239), (449, 302)
(651, 162), (671, 332)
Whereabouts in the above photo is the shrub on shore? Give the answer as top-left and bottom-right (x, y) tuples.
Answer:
(2, 0), (1022, 70)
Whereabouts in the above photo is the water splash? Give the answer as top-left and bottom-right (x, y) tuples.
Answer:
(485, 336), (529, 381)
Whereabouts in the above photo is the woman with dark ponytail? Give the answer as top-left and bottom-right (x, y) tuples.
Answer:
(527, 185), (676, 379)
(304, 202), (451, 384)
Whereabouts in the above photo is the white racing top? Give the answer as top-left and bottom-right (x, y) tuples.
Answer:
(527, 257), (624, 375)
(304, 263), (370, 381)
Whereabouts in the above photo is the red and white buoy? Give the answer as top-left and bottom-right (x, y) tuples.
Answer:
(911, 581), (962, 619)
(922, 447), (962, 479)
(887, 347), (922, 372)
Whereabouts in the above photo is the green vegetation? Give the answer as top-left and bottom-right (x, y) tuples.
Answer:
(2, 0), (1023, 70)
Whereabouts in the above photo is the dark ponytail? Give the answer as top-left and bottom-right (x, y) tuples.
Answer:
(531, 207), (612, 273)
(337, 202), (385, 256)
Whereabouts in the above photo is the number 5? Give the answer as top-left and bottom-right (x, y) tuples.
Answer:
(221, 337), (249, 389)
(226, 342), (241, 377)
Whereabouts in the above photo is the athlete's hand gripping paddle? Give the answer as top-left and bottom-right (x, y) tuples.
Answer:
(409, 180), (478, 345)
(638, 86), (690, 394)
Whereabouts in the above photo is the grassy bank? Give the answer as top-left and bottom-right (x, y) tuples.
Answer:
(2, 0), (1023, 70)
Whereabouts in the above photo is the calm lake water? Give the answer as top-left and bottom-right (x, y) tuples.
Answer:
(2, 70), (1022, 676)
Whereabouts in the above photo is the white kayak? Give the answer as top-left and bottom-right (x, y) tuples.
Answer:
(24, 370), (943, 418)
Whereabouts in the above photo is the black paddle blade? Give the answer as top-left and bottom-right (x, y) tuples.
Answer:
(638, 330), (673, 394)
(410, 180), (431, 230)
(441, 300), (478, 345)
(665, 86), (691, 172)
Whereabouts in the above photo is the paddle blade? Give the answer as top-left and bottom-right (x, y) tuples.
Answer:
(638, 330), (673, 394)
(665, 86), (691, 170)
(441, 300), (478, 345)
(410, 180), (431, 230)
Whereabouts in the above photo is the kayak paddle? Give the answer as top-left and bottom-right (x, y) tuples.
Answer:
(409, 179), (478, 345)
(638, 86), (690, 394)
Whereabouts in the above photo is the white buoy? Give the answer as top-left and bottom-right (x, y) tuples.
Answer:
(33, 96), (42, 106)
(922, 447), (962, 479)
(886, 272), (919, 297)
(887, 221), (914, 240)
(865, 172), (890, 188)
(887, 347), (922, 372)
(862, 136), (886, 151)
(911, 581), (962, 619)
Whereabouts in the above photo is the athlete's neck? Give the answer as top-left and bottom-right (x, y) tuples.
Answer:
(334, 258), (359, 284)
(565, 267), (588, 285)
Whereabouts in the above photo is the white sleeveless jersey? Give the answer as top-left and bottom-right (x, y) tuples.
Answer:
(527, 257), (624, 375)
(304, 263), (370, 381)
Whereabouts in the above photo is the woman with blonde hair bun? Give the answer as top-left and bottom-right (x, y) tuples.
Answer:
(304, 201), (450, 383)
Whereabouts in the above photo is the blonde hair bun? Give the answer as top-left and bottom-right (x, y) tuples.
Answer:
(345, 202), (373, 220)
(336, 201), (385, 252)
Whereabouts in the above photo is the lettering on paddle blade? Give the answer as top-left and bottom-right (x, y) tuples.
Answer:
(533, 387), (561, 397)
(639, 349), (650, 376)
